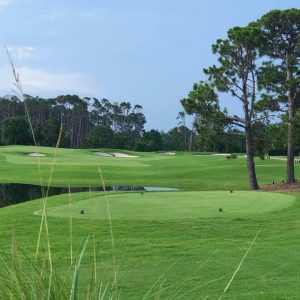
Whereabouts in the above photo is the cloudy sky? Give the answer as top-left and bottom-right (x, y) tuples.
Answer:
(0, 0), (299, 130)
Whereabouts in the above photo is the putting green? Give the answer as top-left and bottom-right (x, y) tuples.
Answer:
(44, 191), (296, 221)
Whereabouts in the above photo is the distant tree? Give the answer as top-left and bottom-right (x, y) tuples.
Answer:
(265, 123), (287, 151)
(252, 121), (269, 159)
(0, 94), (147, 150)
(84, 126), (114, 148)
(2, 116), (32, 145)
(182, 82), (225, 151)
(176, 111), (188, 150)
(162, 126), (194, 151)
(136, 129), (163, 152)
(223, 129), (246, 154)
(42, 117), (61, 147)
(112, 132), (128, 149)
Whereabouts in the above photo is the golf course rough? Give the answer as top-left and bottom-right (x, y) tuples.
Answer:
(44, 191), (296, 221)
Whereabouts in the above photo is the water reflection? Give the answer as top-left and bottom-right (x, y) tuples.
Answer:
(0, 184), (177, 207)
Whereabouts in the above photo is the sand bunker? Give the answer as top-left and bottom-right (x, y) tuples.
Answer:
(26, 152), (46, 157)
(159, 152), (176, 155)
(93, 152), (114, 157)
(111, 152), (139, 158)
(93, 152), (138, 158)
(195, 153), (229, 156)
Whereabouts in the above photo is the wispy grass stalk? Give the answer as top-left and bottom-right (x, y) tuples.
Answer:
(70, 236), (90, 300)
(93, 234), (97, 285)
(68, 185), (73, 264)
(143, 259), (180, 300)
(169, 250), (217, 300)
(218, 228), (261, 300)
(97, 167), (118, 294)
(4, 47), (72, 298)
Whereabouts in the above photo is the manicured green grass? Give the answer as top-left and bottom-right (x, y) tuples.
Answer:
(2, 190), (300, 298)
(0, 145), (300, 298)
(0, 145), (295, 189)
(44, 191), (295, 220)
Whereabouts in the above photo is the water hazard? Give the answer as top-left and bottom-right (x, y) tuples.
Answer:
(0, 184), (177, 207)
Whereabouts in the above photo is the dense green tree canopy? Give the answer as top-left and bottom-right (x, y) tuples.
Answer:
(84, 126), (114, 148)
(2, 116), (32, 145)
(182, 24), (264, 189)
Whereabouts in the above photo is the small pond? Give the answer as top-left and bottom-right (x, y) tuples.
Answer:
(0, 184), (177, 208)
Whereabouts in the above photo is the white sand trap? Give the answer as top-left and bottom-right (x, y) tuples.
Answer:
(26, 152), (46, 157)
(111, 152), (139, 158)
(159, 152), (176, 155)
(195, 153), (230, 156)
(271, 157), (287, 161)
(93, 152), (138, 158)
(93, 152), (114, 157)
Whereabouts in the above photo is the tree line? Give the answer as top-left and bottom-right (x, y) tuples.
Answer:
(0, 95), (146, 149)
(181, 9), (300, 190)
(1, 91), (293, 156)
(0, 94), (201, 151)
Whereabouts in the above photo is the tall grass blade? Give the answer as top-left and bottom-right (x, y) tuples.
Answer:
(169, 250), (217, 300)
(93, 234), (97, 284)
(218, 228), (261, 300)
(70, 236), (90, 300)
(143, 259), (180, 300)
(174, 274), (229, 300)
(97, 167), (118, 293)
(68, 185), (73, 264)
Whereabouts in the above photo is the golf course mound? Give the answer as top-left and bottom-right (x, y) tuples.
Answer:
(44, 191), (295, 221)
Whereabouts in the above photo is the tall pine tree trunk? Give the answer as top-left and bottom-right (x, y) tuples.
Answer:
(286, 99), (296, 183)
(243, 82), (259, 190)
(245, 127), (259, 190)
(286, 60), (296, 183)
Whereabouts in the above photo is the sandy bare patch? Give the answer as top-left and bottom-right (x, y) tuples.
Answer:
(159, 152), (176, 156)
(93, 152), (114, 157)
(270, 157), (287, 161)
(111, 152), (139, 158)
(261, 182), (300, 192)
(26, 152), (46, 157)
(195, 153), (230, 157)
(93, 152), (138, 158)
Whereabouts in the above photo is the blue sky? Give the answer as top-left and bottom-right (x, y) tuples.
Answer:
(0, 0), (299, 130)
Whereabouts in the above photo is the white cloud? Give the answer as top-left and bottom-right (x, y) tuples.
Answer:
(7, 46), (35, 59)
(0, 66), (97, 95)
